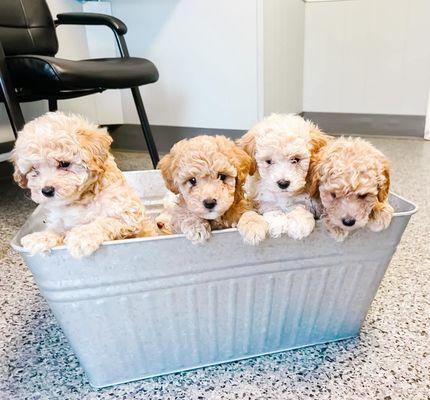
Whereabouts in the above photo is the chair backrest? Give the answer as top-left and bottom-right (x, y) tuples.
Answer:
(0, 0), (58, 56)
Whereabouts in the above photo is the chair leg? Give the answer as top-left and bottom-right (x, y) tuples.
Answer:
(48, 99), (58, 112)
(115, 35), (159, 167)
(0, 44), (25, 138)
(130, 87), (159, 168)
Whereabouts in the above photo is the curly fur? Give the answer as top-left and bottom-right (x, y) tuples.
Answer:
(12, 112), (156, 258)
(308, 136), (393, 241)
(238, 114), (329, 240)
(157, 135), (268, 245)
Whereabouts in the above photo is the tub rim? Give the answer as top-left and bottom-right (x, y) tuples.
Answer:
(10, 191), (417, 255)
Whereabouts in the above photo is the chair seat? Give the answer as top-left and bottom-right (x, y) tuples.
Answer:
(6, 55), (159, 92)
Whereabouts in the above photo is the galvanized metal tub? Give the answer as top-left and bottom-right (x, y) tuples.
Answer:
(11, 170), (417, 388)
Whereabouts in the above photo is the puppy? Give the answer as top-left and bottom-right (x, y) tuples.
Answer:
(157, 135), (268, 245)
(238, 114), (329, 240)
(308, 136), (393, 241)
(12, 112), (156, 258)
(155, 191), (177, 235)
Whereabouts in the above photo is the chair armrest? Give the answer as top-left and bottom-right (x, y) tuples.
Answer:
(56, 12), (127, 35)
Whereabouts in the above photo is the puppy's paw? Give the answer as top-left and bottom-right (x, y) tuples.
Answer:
(267, 217), (289, 239)
(182, 222), (211, 244)
(65, 226), (104, 259)
(21, 231), (64, 255)
(326, 223), (349, 242)
(237, 211), (268, 246)
(284, 209), (315, 240)
(367, 204), (394, 232)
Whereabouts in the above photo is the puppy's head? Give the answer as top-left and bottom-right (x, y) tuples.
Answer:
(12, 112), (112, 206)
(311, 137), (390, 232)
(238, 114), (328, 196)
(158, 135), (252, 220)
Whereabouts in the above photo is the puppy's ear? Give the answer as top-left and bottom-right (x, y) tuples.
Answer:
(377, 159), (390, 203)
(237, 130), (257, 175)
(13, 166), (28, 188)
(309, 126), (330, 157)
(11, 152), (28, 188)
(306, 127), (329, 197)
(306, 159), (321, 197)
(230, 145), (254, 187)
(13, 169), (28, 188)
(368, 158), (392, 228)
(306, 145), (323, 197)
(77, 127), (112, 171)
(157, 153), (179, 194)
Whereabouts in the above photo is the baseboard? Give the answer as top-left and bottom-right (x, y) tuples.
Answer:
(108, 113), (424, 153)
(108, 125), (246, 153)
(302, 112), (425, 138)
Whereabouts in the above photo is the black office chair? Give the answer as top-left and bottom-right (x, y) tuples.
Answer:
(0, 0), (160, 167)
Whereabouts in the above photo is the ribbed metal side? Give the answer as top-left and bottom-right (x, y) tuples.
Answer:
(48, 259), (392, 387)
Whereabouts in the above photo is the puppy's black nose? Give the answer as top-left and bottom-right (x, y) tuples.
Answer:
(277, 180), (290, 189)
(342, 217), (356, 227)
(203, 199), (217, 210)
(41, 186), (55, 198)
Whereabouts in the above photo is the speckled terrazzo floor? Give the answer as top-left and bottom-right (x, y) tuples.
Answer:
(1, 138), (429, 400)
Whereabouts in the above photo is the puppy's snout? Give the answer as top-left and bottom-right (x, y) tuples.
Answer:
(41, 186), (55, 198)
(203, 198), (217, 210)
(342, 217), (356, 227)
(277, 180), (290, 190)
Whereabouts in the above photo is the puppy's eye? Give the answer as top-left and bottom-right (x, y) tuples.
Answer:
(30, 168), (39, 176)
(331, 192), (336, 199)
(265, 159), (273, 165)
(188, 177), (197, 186)
(58, 161), (71, 169)
(218, 173), (227, 182)
(358, 193), (368, 200)
(291, 157), (301, 164)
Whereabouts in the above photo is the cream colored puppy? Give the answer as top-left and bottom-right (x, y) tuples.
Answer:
(308, 136), (393, 241)
(157, 135), (268, 245)
(238, 114), (329, 240)
(12, 112), (156, 259)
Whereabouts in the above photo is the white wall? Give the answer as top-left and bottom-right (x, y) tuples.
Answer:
(82, 1), (124, 125)
(263, 0), (305, 116)
(111, 0), (261, 130)
(303, 0), (430, 115)
(52, 0), (98, 120)
(1, 0), (305, 145)
(5, 0), (428, 144)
